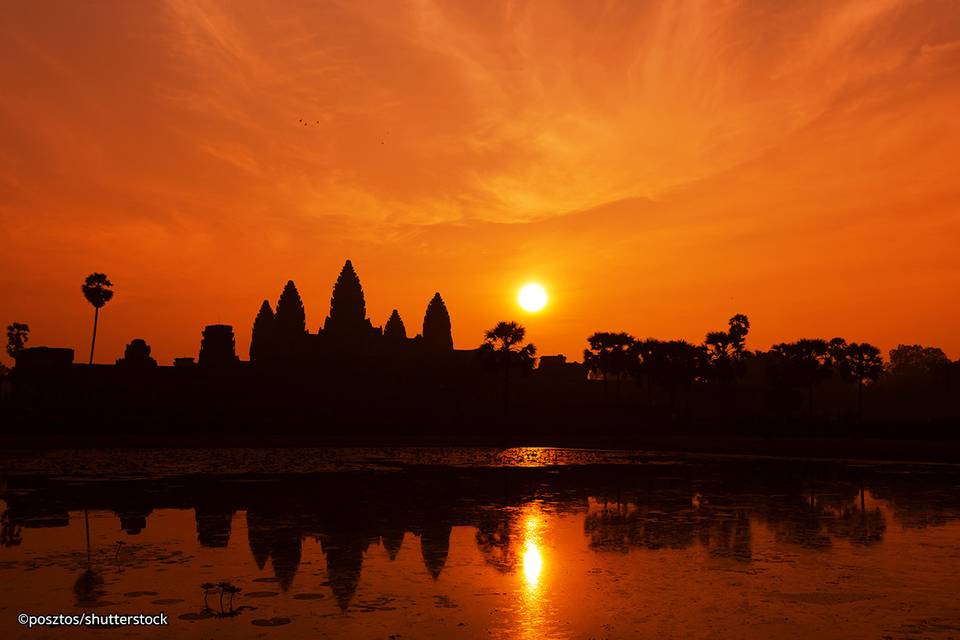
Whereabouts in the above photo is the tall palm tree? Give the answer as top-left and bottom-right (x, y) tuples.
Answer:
(479, 321), (536, 413)
(73, 508), (103, 605)
(82, 273), (114, 365)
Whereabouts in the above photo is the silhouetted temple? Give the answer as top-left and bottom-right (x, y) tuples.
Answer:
(248, 260), (457, 365)
(3, 257), (958, 440)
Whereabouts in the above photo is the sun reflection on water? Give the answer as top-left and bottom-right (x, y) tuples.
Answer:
(518, 506), (549, 639)
(523, 537), (543, 588)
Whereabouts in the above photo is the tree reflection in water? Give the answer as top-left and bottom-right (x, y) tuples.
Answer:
(1, 454), (959, 618)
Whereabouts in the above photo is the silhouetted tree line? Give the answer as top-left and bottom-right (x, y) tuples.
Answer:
(3, 263), (959, 437)
(581, 314), (960, 427)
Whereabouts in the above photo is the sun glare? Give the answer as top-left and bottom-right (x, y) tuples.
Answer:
(518, 283), (548, 312)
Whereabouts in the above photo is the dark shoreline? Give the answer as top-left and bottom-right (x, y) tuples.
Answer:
(1, 434), (958, 465)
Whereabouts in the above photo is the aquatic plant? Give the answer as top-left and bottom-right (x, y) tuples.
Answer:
(223, 583), (242, 612)
(200, 582), (216, 610)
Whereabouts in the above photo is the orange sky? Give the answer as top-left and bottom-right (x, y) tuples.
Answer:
(1, 0), (959, 365)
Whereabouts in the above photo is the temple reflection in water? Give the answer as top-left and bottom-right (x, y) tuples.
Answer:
(3, 456), (958, 615)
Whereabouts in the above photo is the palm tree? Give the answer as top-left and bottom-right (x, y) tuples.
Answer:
(630, 338), (659, 410)
(73, 508), (103, 605)
(479, 321), (536, 413)
(583, 332), (635, 404)
(829, 339), (883, 420)
(703, 314), (751, 421)
(644, 339), (705, 414)
(768, 339), (832, 417)
(81, 273), (114, 365)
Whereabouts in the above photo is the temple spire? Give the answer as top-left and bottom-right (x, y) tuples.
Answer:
(422, 293), (453, 351)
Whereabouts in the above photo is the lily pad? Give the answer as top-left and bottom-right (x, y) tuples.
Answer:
(178, 611), (216, 621)
(251, 617), (291, 627)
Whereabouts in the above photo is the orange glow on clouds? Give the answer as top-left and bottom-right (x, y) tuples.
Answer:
(1, 1), (959, 364)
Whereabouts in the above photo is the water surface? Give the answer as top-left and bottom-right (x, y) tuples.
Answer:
(1, 448), (959, 638)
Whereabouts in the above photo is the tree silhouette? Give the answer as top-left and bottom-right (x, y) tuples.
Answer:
(583, 332), (635, 404)
(249, 300), (275, 362)
(5, 322), (29, 359)
(703, 314), (751, 420)
(479, 321), (536, 413)
(768, 339), (832, 417)
(630, 338), (659, 408)
(887, 344), (950, 379)
(422, 293), (453, 351)
(644, 340), (705, 411)
(81, 273), (114, 365)
(829, 339), (883, 420)
(383, 309), (407, 343)
(886, 344), (954, 412)
(274, 281), (307, 357)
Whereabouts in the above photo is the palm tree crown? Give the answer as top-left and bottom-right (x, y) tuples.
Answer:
(81, 273), (114, 308)
(583, 331), (635, 381)
(481, 321), (537, 366)
(483, 321), (527, 351)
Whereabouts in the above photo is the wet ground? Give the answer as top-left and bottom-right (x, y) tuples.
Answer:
(1, 447), (959, 638)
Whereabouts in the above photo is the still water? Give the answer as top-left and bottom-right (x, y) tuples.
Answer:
(1, 448), (959, 639)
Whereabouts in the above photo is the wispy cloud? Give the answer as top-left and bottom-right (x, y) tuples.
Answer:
(0, 0), (958, 363)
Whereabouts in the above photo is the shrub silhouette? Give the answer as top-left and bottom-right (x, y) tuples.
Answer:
(5, 322), (29, 359)
(887, 344), (950, 379)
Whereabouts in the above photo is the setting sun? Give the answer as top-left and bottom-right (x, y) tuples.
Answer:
(518, 283), (548, 313)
